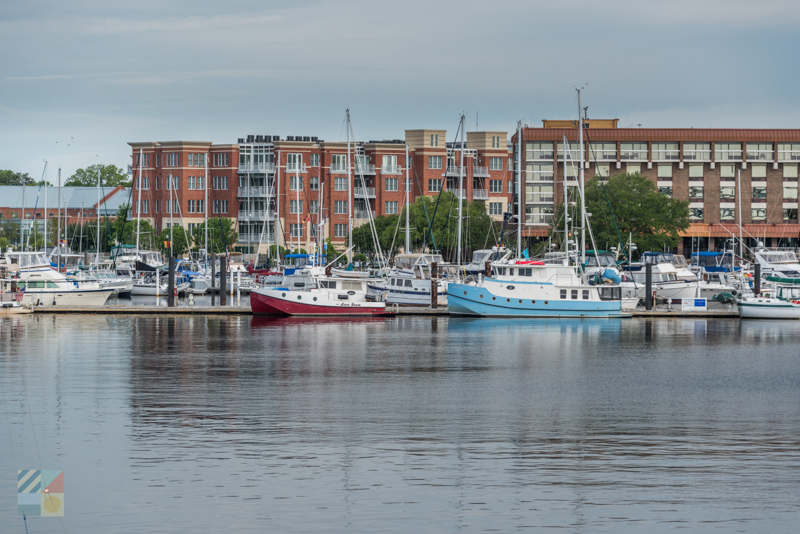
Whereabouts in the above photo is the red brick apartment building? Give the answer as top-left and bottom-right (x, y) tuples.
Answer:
(512, 120), (800, 254)
(130, 131), (513, 254)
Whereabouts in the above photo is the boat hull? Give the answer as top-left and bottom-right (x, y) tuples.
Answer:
(738, 299), (800, 319)
(447, 282), (626, 318)
(251, 289), (395, 316)
(22, 288), (113, 307)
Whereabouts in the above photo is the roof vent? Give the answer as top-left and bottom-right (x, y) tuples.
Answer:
(246, 135), (255, 143)
(255, 135), (264, 143)
(238, 138), (245, 144)
(303, 136), (311, 142)
(286, 136), (295, 141)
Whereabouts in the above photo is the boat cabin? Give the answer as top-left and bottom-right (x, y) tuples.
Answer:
(691, 251), (740, 273)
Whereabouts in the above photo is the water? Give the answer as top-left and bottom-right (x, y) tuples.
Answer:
(2, 315), (800, 533)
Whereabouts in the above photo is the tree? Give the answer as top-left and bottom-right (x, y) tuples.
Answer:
(65, 164), (131, 188)
(350, 214), (402, 259)
(550, 172), (689, 259)
(190, 218), (238, 255)
(159, 225), (191, 257)
(0, 170), (34, 185)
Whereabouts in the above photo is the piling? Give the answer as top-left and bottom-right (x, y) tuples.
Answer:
(431, 262), (438, 309)
(220, 258), (227, 306)
(754, 263), (761, 295)
(167, 257), (175, 308)
(645, 262), (653, 311)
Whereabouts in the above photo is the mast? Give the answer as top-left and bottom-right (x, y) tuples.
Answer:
(405, 143), (411, 253)
(44, 162), (48, 252)
(517, 120), (522, 259)
(169, 173), (173, 258)
(276, 149), (281, 265)
(96, 166), (101, 266)
(577, 89), (586, 267)
(21, 175), (25, 250)
(135, 148), (143, 257)
(346, 109), (353, 265)
(319, 180), (325, 262)
(738, 169), (743, 260)
(457, 114), (465, 265)
(563, 134), (568, 265)
(296, 178), (300, 253)
(57, 168), (61, 269)
(204, 152), (208, 272)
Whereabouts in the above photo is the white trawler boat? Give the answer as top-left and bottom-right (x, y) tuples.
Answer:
(1, 251), (113, 306)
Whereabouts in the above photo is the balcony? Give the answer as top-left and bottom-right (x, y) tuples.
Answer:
(526, 214), (554, 225)
(445, 166), (465, 176)
(592, 150), (617, 161)
(237, 210), (276, 221)
(778, 149), (800, 162)
(747, 151), (774, 161)
(355, 187), (376, 198)
(238, 162), (275, 173)
(683, 150), (712, 161)
(353, 210), (376, 219)
(473, 166), (490, 177)
(286, 163), (307, 173)
(238, 186), (271, 197)
(381, 165), (402, 174)
(715, 151), (743, 162)
(527, 150), (554, 160)
(620, 151), (648, 161)
(652, 150), (680, 161)
(354, 163), (376, 175)
(330, 163), (348, 173)
(473, 189), (489, 200)
(238, 233), (275, 244)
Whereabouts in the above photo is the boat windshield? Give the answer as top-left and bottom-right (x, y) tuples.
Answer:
(5, 253), (49, 268)
(760, 251), (799, 264)
(672, 255), (688, 267)
(586, 254), (616, 267)
(779, 286), (800, 300)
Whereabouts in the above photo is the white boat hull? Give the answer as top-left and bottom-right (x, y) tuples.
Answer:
(23, 288), (113, 306)
(738, 298), (800, 319)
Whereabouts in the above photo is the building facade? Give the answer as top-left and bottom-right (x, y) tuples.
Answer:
(512, 121), (800, 254)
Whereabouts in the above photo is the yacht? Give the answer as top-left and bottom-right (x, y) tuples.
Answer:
(753, 248), (800, 279)
(368, 253), (448, 306)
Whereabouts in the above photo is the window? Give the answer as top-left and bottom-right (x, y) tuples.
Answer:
(657, 164), (673, 179)
(287, 153), (303, 171)
(720, 186), (736, 200)
(508, 158), (514, 171)
(526, 184), (554, 203)
(212, 200), (228, 214)
(197, 200), (204, 213)
(783, 186), (798, 200)
(428, 156), (442, 170)
(384, 178), (398, 192)
(382, 155), (398, 172)
(525, 205), (554, 224)
(155, 177), (159, 190)
(290, 200), (303, 214)
(526, 142), (554, 160)
(142, 200), (149, 214)
(200, 154), (205, 167)
(721, 208), (735, 221)
(334, 224), (347, 237)
(715, 143), (742, 161)
(197, 176), (205, 190)
(746, 143), (773, 161)
(526, 164), (554, 182)
(334, 200), (347, 214)
(778, 143), (800, 161)
(720, 164), (736, 179)
(489, 157), (503, 171)
(583, 290), (590, 300)
(310, 200), (319, 214)
(310, 154), (320, 167)
(188, 176), (196, 190)
(689, 208), (704, 221)
(689, 186), (704, 199)
(571, 289), (578, 300)
(489, 180), (503, 193)
(137, 176), (149, 190)
(156, 153), (160, 167)
(155, 200), (159, 213)
(620, 142), (648, 160)
(331, 154), (347, 172)
(560, 289), (567, 299)
(290, 176), (304, 190)
(188, 223), (196, 234)
(590, 142), (617, 161)
(626, 163), (641, 175)
(557, 141), (583, 161)
(752, 208), (766, 221)
(594, 164), (610, 178)
(385, 201), (398, 214)
(684, 143), (711, 160)
(310, 176), (319, 190)
(167, 153), (180, 166)
(689, 164), (704, 178)
(784, 209), (798, 221)
(751, 164), (767, 179)
(489, 202), (503, 215)
(430, 134), (439, 147)
(784, 164), (798, 179)
(429, 179), (442, 192)
(290, 224), (304, 238)
(188, 154), (194, 167)
(492, 135), (501, 149)
(334, 177), (348, 191)
(173, 200), (180, 213)
(652, 143), (679, 160)
(752, 186), (767, 200)
(213, 176), (228, 190)
(658, 186), (672, 196)
(188, 200), (195, 213)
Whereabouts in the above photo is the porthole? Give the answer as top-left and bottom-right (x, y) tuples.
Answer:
(479, 294), (484, 299)
(518, 299), (522, 304)
(532, 300), (536, 304)
(313, 297), (317, 301)
(506, 298), (511, 303)
(281, 293), (286, 297)
(544, 300), (548, 305)
(464, 291), (467, 296)
(492, 297), (496, 301)
(506, 285), (515, 290)
(298, 295), (302, 300)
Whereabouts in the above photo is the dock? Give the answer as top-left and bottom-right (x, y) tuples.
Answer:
(29, 305), (740, 318)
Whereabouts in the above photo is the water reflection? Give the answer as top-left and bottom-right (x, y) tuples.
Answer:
(2, 315), (800, 533)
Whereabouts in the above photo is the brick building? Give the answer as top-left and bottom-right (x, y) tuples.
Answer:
(512, 121), (800, 254)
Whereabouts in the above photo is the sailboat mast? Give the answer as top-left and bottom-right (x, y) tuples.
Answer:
(346, 109), (353, 265)
(577, 89), (586, 267)
(57, 168), (61, 268)
(738, 169), (743, 260)
(44, 162), (48, 252)
(405, 144), (411, 253)
(96, 166), (101, 266)
(21, 176), (25, 250)
(457, 114), (465, 266)
(135, 148), (143, 257)
(204, 153), (208, 272)
(563, 134), (568, 264)
(517, 120), (522, 259)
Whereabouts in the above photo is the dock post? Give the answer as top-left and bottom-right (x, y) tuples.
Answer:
(431, 262), (438, 309)
(754, 263), (761, 295)
(220, 258), (227, 306)
(211, 253), (216, 304)
(167, 257), (175, 307)
(484, 261), (491, 277)
(645, 262), (653, 311)
(155, 269), (160, 300)
(237, 270), (241, 306)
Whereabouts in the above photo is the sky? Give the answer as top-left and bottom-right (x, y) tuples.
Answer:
(2, 0), (800, 181)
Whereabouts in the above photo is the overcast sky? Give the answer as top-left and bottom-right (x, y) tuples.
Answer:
(2, 0), (800, 180)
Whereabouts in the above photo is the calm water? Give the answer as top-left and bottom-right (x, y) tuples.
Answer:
(2, 315), (800, 533)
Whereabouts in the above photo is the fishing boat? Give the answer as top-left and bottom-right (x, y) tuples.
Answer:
(250, 277), (395, 316)
(738, 284), (800, 319)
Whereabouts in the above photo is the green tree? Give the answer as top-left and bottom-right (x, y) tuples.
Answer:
(0, 170), (34, 185)
(159, 225), (191, 257)
(65, 164), (131, 188)
(350, 214), (403, 259)
(550, 172), (689, 258)
(0, 237), (8, 252)
(190, 218), (238, 255)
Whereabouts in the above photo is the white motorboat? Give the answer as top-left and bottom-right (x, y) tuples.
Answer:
(738, 285), (800, 319)
(754, 248), (800, 279)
